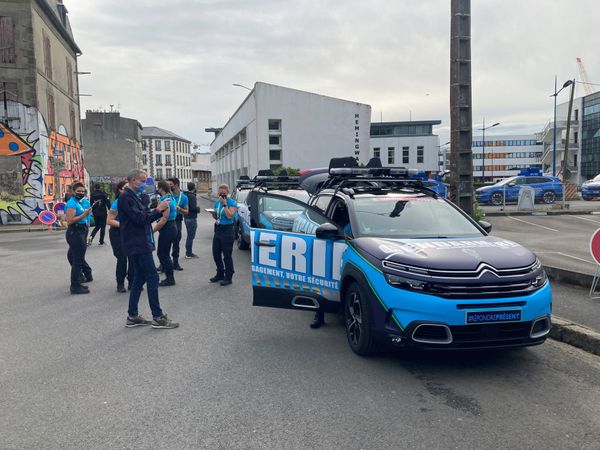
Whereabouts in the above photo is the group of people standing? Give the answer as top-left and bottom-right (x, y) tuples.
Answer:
(63, 170), (237, 330)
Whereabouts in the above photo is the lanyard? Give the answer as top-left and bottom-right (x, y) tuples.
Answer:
(217, 201), (225, 220)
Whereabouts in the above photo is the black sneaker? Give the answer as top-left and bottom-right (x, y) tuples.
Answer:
(82, 274), (93, 283)
(185, 254), (199, 259)
(159, 278), (176, 287)
(99, 242), (105, 246)
(173, 264), (184, 271)
(220, 279), (232, 286)
(70, 285), (89, 295)
(151, 315), (179, 329)
(310, 312), (325, 329)
(126, 315), (152, 327)
(117, 284), (127, 293)
(210, 274), (224, 283)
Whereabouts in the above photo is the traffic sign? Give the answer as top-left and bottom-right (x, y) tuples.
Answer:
(53, 202), (66, 215)
(590, 229), (600, 265)
(38, 210), (57, 225)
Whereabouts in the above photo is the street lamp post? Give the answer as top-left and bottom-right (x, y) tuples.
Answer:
(232, 83), (252, 91)
(479, 118), (500, 183)
(551, 77), (574, 176)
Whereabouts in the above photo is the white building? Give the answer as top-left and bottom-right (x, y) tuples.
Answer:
(141, 127), (193, 185)
(472, 134), (543, 183)
(191, 152), (211, 193)
(210, 82), (372, 190)
(370, 121), (442, 171)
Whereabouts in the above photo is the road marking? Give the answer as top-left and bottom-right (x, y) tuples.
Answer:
(507, 216), (559, 232)
(536, 251), (595, 265)
(568, 215), (600, 224)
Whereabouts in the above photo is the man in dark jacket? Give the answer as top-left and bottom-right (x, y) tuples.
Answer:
(184, 182), (201, 258)
(119, 169), (179, 329)
(89, 184), (110, 245)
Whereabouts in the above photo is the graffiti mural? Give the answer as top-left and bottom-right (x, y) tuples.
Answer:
(0, 101), (83, 224)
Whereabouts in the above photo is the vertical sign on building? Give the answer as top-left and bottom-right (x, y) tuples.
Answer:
(354, 113), (360, 160)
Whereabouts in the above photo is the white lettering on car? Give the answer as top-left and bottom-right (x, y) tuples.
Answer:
(281, 235), (307, 273)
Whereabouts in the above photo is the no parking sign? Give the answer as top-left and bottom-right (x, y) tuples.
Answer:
(38, 210), (57, 225)
(590, 229), (600, 265)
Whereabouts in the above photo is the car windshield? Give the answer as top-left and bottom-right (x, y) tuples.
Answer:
(593, 175), (600, 182)
(273, 189), (310, 204)
(236, 189), (250, 203)
(495, 177), (517, 186)
(352, 194), (482, 238)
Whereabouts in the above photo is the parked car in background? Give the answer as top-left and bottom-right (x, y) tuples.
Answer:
(581, 174), (600, 201)
(476, 175), (563, 206)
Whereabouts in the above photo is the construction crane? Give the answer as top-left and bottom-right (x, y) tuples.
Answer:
(576, 57), (597, 95)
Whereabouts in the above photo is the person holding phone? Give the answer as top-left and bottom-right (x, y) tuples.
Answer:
(88, 184), (110, 246)
(210, 184), (238, 286)
(65, 182), (94, 294)
(155, 180), (178, 287)
(107, 181), (134, 293)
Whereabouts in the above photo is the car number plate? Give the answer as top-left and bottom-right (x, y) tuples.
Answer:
(466, 310), (521, 325)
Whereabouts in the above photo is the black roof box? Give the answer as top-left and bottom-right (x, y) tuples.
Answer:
(257, 169), (275, 177)
(329, 157), (359, 171)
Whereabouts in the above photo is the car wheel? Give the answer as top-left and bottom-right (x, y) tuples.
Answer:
(490, 192), (504, 206)
(542, 191), (556, 204)
(237, 223), (249, 250)
(344, 282), (376, 356)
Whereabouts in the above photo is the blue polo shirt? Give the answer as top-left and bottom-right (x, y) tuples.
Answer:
(214, 198), (238, 225)
(161, 195), (178, 221)
(66, 197), (90, 225)
(110, 199), (120, 221)
(171, 192), (188, 219)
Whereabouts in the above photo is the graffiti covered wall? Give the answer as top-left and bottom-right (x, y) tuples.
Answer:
(0, 101), (83, 224)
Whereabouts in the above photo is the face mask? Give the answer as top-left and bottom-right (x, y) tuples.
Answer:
(75, 193), (85, 200)
(135, 182), (146, 194)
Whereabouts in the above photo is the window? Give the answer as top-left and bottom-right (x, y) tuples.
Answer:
(268, 119), (281, 131)
(269, 150), (281, 161)
(388, 147), (395, 164)
(373, 147), (380, 158)
(46, 92), (56, 130)
(156, 169), (163, 179)
(402, 147), (409, 164)
(0, 82), (17, 101)
(166, 168), (172, 179)
(313, 195), (332, 213)
(156, 154), (162, 165)
(165, 141), (171, 151)
(269, 135), (280, 145)
(142, 154), (147, 165)
(0, 16), (16, 64)
(574, 131), (578, 144)
(256, 194), (328, 235)
(66, 60), (74, 96)
(575, 109), (579, 121)
(43, 33), (52, 78)
(155, 140), (161, 151)
(165, 154), (171, 166)
(69, 108), (76, 138)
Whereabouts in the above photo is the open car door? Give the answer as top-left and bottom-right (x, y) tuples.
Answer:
(248, 192), (348, 313)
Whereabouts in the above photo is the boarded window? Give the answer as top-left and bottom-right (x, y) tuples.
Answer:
(0, 16), (16, 64)
(47, 92), (55, 130)
(66, 59), (73, 96)
(0, 81), (17, 102)
(43, 34), (52, 78)
(70, 108), (77, 138)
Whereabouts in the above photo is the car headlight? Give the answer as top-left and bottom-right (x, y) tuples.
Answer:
(386, 273), (430, 291)
(531, 271), (547, 288)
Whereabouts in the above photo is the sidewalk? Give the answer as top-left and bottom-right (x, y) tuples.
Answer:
(482, 199), (600, 217)
(0, 224), (65, 233)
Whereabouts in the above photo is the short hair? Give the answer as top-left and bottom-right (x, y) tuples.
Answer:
(93, 184), (102, 191)
(218, 184), (230, 193)
(127, 169), (146, 182)
(115, 180), (127, 195)
(167, 177), (180, 187)
(187, 182), (195, 191)
(72, 182), (85, 191)
(157, 180), (171, 194)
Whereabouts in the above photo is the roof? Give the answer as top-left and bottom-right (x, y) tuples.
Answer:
(35, 0), (81, 54)
(371, 121), (442, 127)
(141, 126), (191, 143)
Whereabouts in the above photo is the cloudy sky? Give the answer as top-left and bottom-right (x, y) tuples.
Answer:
(67, 0), (600, 150)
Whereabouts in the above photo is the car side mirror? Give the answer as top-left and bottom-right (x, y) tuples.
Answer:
(478, 220), (492, 233)
(316, 222), (344, 240)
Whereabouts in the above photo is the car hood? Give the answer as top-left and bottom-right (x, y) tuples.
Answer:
(351, 235), (537, 271)
(583, 181), (600, 189)
(476, 186), (495, 193)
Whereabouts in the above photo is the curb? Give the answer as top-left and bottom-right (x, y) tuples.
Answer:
(544, 265), (594, 288)
(550, 316), (600, 357)
(484, 209), (600, 217)
(0, 226), (66, 233)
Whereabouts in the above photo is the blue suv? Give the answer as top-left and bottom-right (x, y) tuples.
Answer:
(476, 175), (563, 206)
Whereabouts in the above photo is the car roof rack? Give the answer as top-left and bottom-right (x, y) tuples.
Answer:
(252, 174), (303, 192)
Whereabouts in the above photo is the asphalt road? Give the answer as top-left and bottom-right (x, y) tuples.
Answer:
(488, 214), (600, 274)
(2, 202), (600, 449)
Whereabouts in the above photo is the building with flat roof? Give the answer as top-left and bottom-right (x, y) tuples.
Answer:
(472, 134), (543, 183)
(210, 82), (371, 190)
(142, 127), (192, 185)
(369, 121), (442, 171)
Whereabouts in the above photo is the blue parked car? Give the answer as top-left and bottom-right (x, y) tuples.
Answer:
(476, 175), (563, 206)
(581, 175), (600, 201)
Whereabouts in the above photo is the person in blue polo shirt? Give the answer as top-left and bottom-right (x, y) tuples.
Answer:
(167, 177), (188, 271)
(210, 184), (238, 286)
(107, 181), (135, 293)
(155, 180), (178, 287)
(65, 182), (94, 294)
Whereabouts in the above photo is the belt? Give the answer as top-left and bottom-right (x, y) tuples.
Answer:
(216, 223), (234, 227)
(69, 223), (88, 230)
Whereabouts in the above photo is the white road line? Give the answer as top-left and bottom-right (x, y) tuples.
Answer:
(568, 215), (600, 224)
(535, 250), (595, 265)
(507, 216), (559, 232)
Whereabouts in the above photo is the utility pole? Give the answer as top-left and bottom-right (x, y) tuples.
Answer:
(562, 80), (576, 181)
(450, 0), (474, 216)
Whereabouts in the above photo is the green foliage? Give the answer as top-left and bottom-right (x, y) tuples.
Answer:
(273, 166), (300, 176)
(472, 202), (485, 221)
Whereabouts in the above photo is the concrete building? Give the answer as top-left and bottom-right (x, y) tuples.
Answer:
(141, 127), (192, 184)
(472, 134), (543, 183)
(81, 111), (143, 183)
(210, 82), (371, 190)
(190, 152), (211, 193)
(0, 0), (83, 224)
(370, 121), (442, 171)
(581, 91), (600, 181)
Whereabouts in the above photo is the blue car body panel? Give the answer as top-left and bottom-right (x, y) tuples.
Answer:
(476, 176), (563, 204)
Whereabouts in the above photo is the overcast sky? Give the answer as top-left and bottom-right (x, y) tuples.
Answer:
(68, 0), (600, 151)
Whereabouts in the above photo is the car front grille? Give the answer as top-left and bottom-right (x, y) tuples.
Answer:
(449, 322), (533, 347)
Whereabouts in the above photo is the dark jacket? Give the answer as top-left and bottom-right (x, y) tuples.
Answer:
(90, 190), (110, 217)
(118, 187), (162, 256)
(185, 191), (200, 219)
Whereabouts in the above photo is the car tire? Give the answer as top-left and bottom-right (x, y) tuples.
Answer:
(344, 282), (377, 356)
(542, 191), (556, 204)
(490, 192), (504, 206)
(237, 223), (249, 250)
